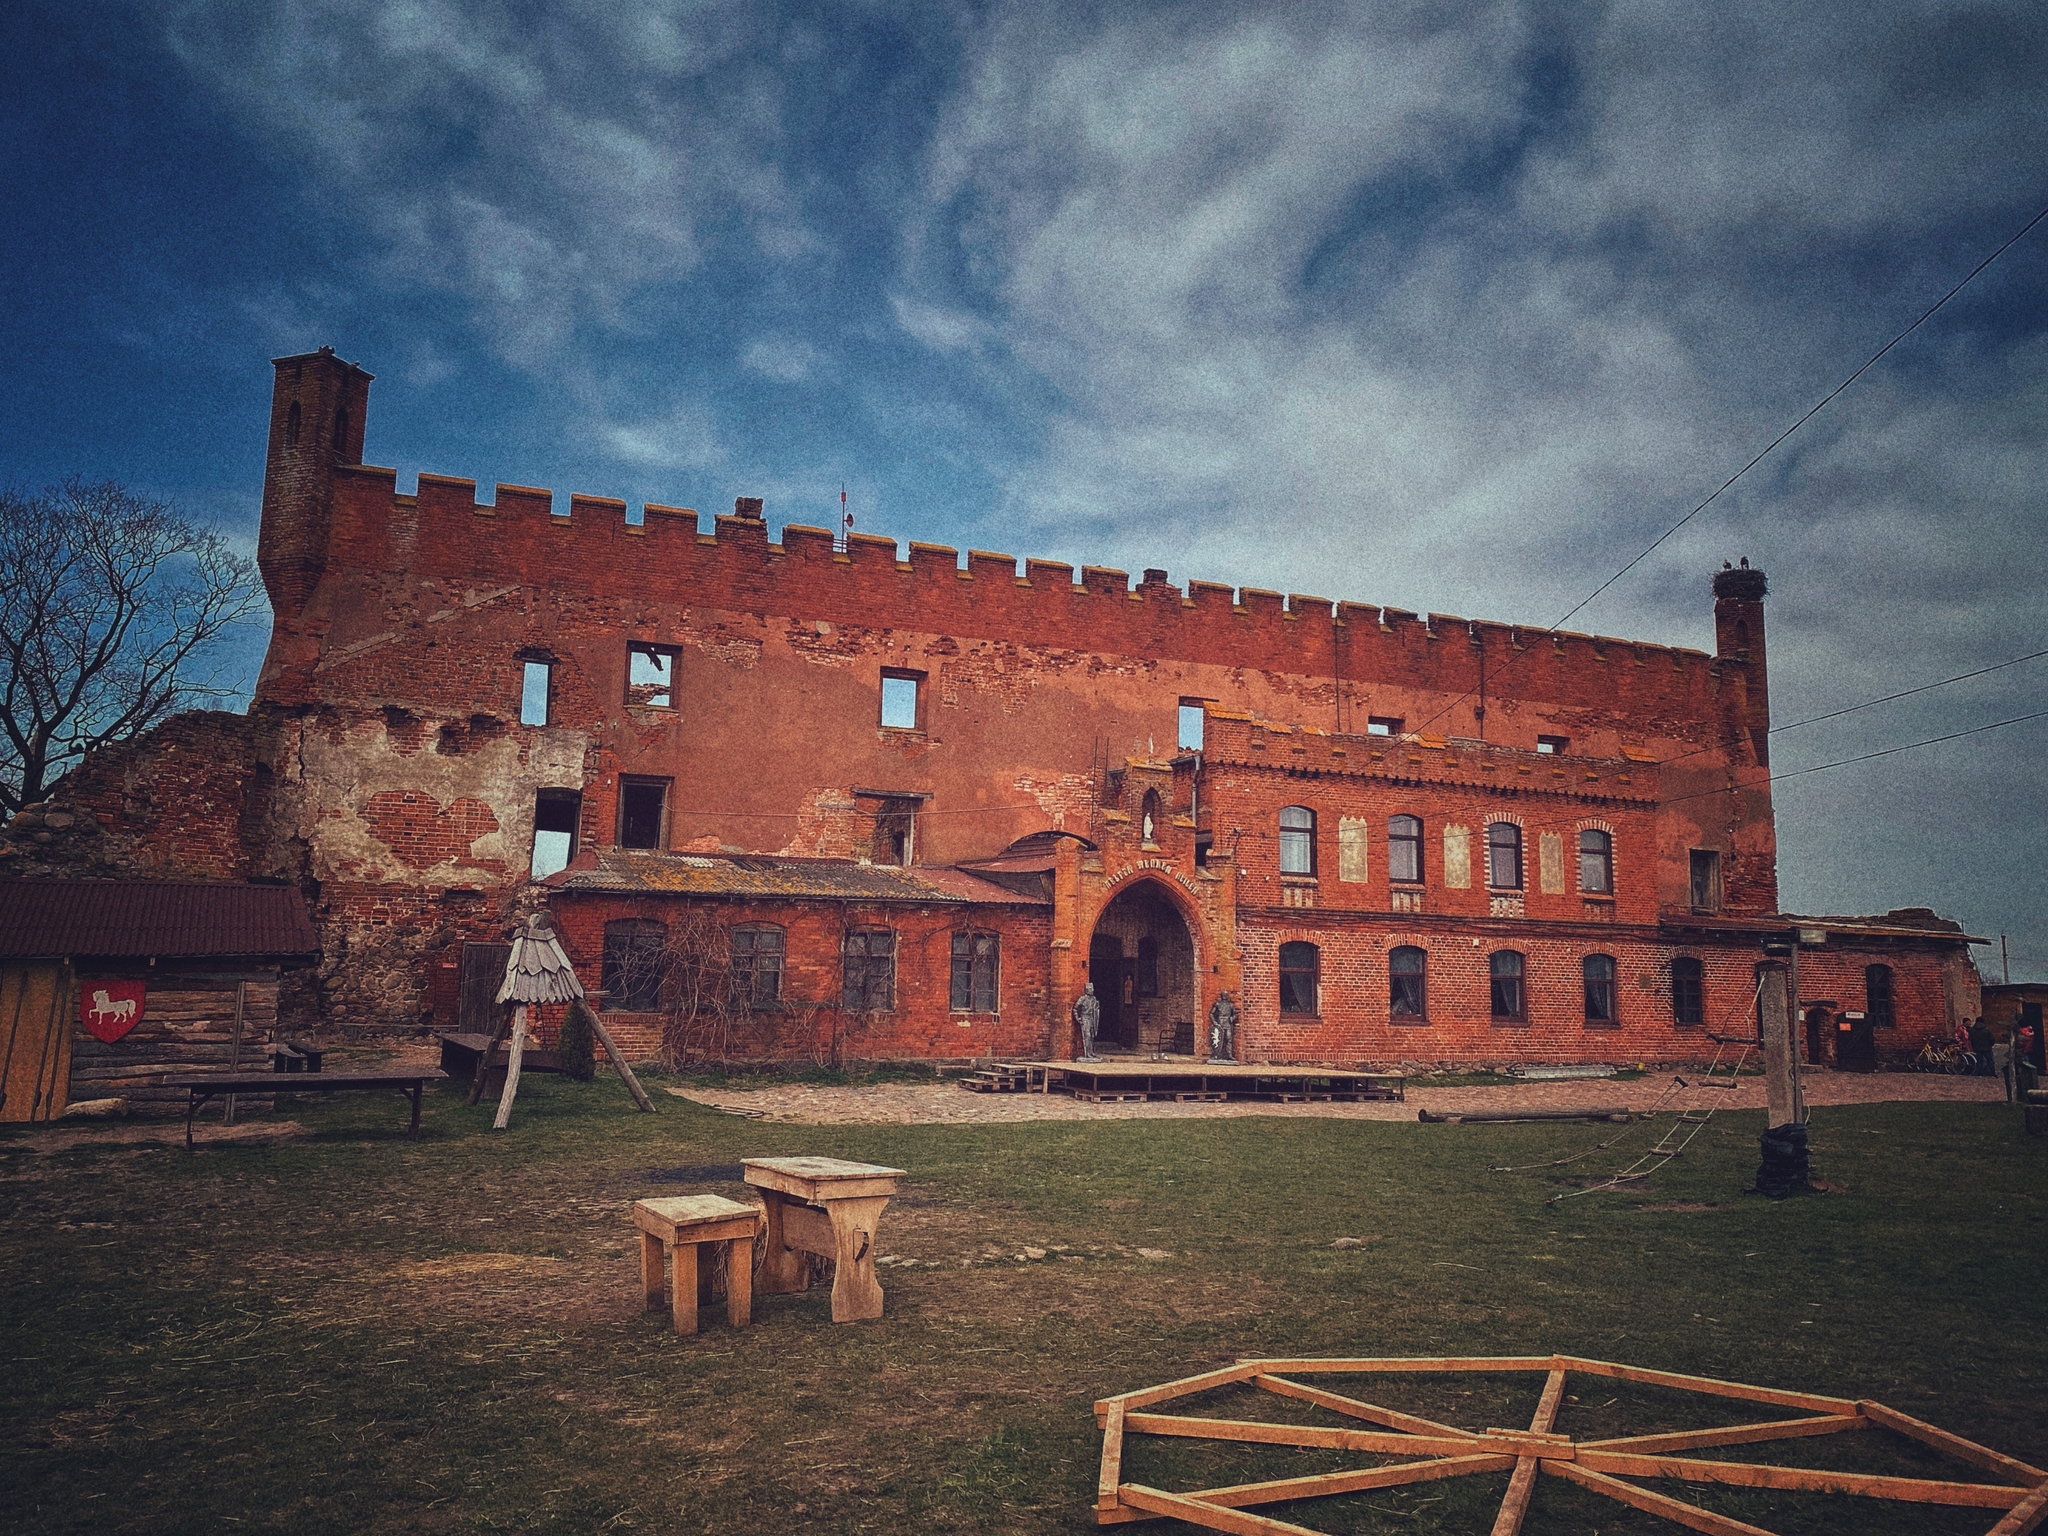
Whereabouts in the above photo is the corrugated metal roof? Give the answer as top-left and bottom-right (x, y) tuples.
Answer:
(0, 879), (320, 960)
(545, 850), (1049, 905)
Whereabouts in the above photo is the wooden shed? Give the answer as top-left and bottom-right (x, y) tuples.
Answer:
(0, 880), (320, 1121)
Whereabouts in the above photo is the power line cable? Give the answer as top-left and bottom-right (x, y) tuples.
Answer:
(1399, 196), (2048, 745)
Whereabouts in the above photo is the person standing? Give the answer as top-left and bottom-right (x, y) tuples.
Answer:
(1968, 1017), (1994, 1076)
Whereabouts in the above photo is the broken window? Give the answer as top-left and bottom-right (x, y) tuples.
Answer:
(871, 800), (916, 866)
(1584, 954), (1617, 1024)
(730, 926), (785, 1008)
(1486, 822), (1523, 890)
(843, 929), (896, 1011)
(1279, 805), (1315, 876)
(1865, 964), (1895, 1028)
(1579, 828), (1613, 895)
(880, 670), (922, 730)
(1367, 716), (1402, 737)
(529, 789), (580, 879)
(1388, 814), (1423, 884)
(1537, 735), (1568, 755)
(520, 659), (553, 726)
(1689, 849), (1722, 912)
(1279, 941), (1319, 1015)
(1672, 956), (1704, 1025)
(1390, 946), (1427, 1020)
(600, 919), (667, 1012)
(619, 777), (669, 850)
(1178, 701), (1206, 751)
(628, 643), (678, 708)
(1490, 951), (1526, 1021)
(950, 931), (999, 1012)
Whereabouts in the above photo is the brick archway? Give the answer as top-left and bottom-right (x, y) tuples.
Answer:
(1081, 876), (1201, 1055)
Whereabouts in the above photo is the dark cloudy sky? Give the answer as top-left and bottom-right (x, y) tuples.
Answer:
(4, 2), (2043, 978)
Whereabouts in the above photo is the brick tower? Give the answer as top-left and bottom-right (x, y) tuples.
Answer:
(258, 347), (374, 620)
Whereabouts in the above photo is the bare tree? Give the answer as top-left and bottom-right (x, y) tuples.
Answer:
(0, 478), (266, 819)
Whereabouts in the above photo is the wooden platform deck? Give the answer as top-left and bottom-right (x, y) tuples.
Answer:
(965, 1059), (1405, 1104)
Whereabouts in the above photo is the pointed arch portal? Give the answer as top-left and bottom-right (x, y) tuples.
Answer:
(1084, 878), (1198, 1054)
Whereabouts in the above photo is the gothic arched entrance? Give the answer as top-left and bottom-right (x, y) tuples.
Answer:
(1085, 879), (1198, 1055)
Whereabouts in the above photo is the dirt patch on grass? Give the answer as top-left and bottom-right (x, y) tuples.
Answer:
(5, 1120), (310, 1154)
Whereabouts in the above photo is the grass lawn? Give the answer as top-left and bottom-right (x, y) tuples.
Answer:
(2, 1073), (2042, 1534)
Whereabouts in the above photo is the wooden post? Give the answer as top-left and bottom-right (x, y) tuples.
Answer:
(1758, 960), (1803, 1128)
(224, 980), (247, 1126)
(492, 1003), (528, 1130)
(468, 1010), (509, 1106)
(571, 997), (655, 1112)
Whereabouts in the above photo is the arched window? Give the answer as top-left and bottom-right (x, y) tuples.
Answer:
(1490, 951), (1526, 1020)
(1865, 964), (1895, 1029)
(285, 399), (301, 449)
(1279, 806), (1316, 876)
(1584, 954), (1617, 1024)
(1388, 814), (1423, 884)
(1579, 828), (1613, 894)
(600, 919), (668, 1012)
(1486, 822), (1523, 890)
(950, 930), (999, 1012)
(1279, 942), (1319, 1014)
(729, 925), (785, 1007)
(1390, 946), (1427, 1019)
(1140, 788), (1161, 844)
(1671, 956), (1704, 1025)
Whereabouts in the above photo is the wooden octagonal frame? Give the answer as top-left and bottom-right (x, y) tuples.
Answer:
(1092, 1355), (2048, 1535)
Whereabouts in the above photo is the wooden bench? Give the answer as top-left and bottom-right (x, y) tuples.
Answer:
(163, 1069), (446, 1150)
(744, 1157), (905, 1323)
(631, 1195), (759, 1335)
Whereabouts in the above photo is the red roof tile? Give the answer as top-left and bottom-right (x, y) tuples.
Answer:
(0, 880), (320, 961)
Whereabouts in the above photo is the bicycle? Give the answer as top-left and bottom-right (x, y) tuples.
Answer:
(1913, 1041), (1969, 1074)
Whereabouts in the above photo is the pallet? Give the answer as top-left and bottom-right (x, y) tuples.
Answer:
(1075, 1090), (1151, 1104)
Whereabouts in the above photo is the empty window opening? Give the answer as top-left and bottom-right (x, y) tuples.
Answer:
(730, 926), (784, 1008)
(1487, 822), (1523, 890)
(1672, 956), (1704, 1025)
(520, 659), (553, 726)
(1579, 828), (1613, 895)
(1490, 951), (1526, 1021)
(1178, 701), (1206, 750)
(1279, 942), (1320, 1015)
(1865, 964), (1895, 1028)
(1388, 814), (1423, 884)
(950, 931), (1000, 1012)
(1135, 935), (1159, 997)
(1689, 849), (1723, 912)
(1367, 716), (1403, 737)
(333, 405), (350, 453)
(619, 777), (669, 850)
(1194, 834), (1212, 868)
(1279, 805), (1316, 876)
(880, 671), (922, 729)
(628, 644), (678, 708)
(529, 789), (580, 879)
(285, 400), (301, 449)
(600, 919), (667, 1012)
(843, 929), (897, 1011)
(1390, 946), (1427, 1019)
(1537, 735), (1568, 755)
(1584, 954), (1618, 1024)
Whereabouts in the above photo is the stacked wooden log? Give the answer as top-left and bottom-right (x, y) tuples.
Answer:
(68, 978), (278, 1116)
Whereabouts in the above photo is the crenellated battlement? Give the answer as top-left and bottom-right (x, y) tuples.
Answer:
(310, 458), (1745, 726)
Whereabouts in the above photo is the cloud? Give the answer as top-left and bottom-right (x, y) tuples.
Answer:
(741, 335), (825, 382)
(599, 402), (727, 471)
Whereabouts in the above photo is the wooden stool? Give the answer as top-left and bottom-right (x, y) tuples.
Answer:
(744, 1157), (905, 1323)
(631, 1195), (759, 1335)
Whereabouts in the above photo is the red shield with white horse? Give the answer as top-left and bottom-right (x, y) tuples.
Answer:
(81, 980), (146, 1044)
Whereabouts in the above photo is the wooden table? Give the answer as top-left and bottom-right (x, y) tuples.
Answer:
(163, 1069), (446, 1150)
(744, 1156), (905, 1323)
(631, 1195), (758, 1335)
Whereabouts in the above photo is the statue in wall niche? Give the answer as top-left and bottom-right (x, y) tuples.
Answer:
(1209, 991), (1238, 1063)
(1073, 983), (1102, 1061)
